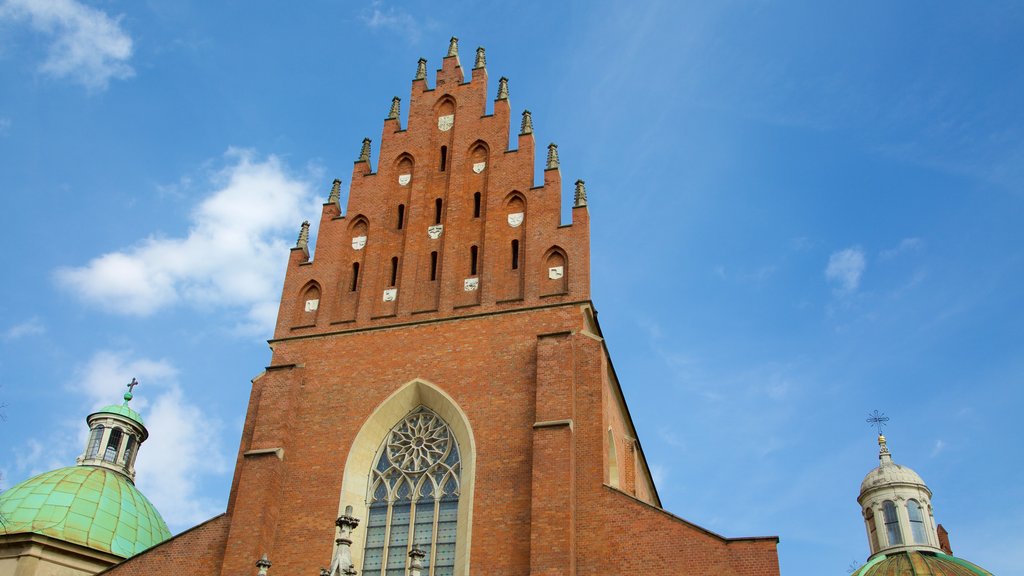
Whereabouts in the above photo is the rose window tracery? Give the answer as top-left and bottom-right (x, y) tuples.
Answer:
(363, 406), (461, 576)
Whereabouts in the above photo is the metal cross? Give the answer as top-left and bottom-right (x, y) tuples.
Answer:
(866, 410), (889, 435)
(126, 378), (139, 394)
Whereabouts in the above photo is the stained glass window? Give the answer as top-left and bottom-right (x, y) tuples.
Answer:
(363, 407), (461, 576)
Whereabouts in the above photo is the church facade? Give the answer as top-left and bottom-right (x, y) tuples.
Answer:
(102, 39), (781, 576)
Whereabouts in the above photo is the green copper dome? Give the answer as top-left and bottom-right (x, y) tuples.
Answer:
(852, 550), (993, 576)
(0, 465), (170, 557)
(92, 402), (145, 427)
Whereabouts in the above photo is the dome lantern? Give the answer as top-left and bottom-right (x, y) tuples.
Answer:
(75, 378), (149, 481)
(852, 431), (993, 576)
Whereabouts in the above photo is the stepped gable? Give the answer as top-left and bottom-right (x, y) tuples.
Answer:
(275, 48), (589, 338)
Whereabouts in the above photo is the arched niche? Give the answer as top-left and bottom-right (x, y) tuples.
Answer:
(542, 246), (568, 294)
(338, 379), (476, 576)
(295, 281), (322, 326)
(395, 154), (414, 187)
(607, 428), (619, 489)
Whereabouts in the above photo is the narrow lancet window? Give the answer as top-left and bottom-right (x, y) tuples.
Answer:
(390, 257), (399, 287)
(86, 425), (104, 458)
(397, 205), (406, 230)
(511, 240), (520, 270)
(122, 435), (136, 465)
(430, 252), (438, 281)
(103, 428), (123, 463)
(434, 199), (443, 224)
(440, 146), (448, 171)
(907, 500), (927, 544)
(473, 192), (481, 218)
(866, 507), (880, 553)
(883, 500), (903, 545)
(362, 407), (461, 576)
(470, 246), (478, 276)
(352, 262), (361, 291)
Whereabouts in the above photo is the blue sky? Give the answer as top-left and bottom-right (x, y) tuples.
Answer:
(1, 1), (1022, 574)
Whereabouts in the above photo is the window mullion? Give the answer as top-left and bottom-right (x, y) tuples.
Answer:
(380, 500), (394, 576)
(429, 493), (440, 576)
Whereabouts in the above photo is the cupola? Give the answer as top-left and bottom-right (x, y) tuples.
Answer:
(857, 434), (939, 555)
(851, 433), (992, 576)
(76, 378), (149, 481)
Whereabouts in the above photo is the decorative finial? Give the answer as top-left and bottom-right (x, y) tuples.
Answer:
(447, 36), (459, 57)
(255, 554), (271, 576)
(408, 548), (426, 576)
(546, 143), (559, 170)
(415, 58), (427, 80)
(124, 377), (139, 403)
(388, 96), (400, 120)
(474, 46), (486, 69)
(328, 179), (341, 204)
(296, 220), (310, 249)
(574, 179), (587, 207)
(520, 110), (533, 135)
(358, 138), (371, 163)
(497, 76), (509, 100)
(327, 506), (360, 576)
(866, 410), (893, 465)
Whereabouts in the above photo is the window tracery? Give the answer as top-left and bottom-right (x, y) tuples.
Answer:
(363, 407), (461, 576)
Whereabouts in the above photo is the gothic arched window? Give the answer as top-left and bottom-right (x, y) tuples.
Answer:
(907, 499), (927, 544)
(363, 407), (461, 576)
(882, 500), (903, 545)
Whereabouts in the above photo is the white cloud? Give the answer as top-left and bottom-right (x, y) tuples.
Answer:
(74, 350), (229, 530)
(930, 439), (945, 457)
(2, 317), (45, 341)
(879, 237), (923, 260)
(361, 0), (419, 42)
(0, 0), (134, 90)
(0, 117), (10, 135)
(56, 149), (320, 336)
(825, 247), (866, 295)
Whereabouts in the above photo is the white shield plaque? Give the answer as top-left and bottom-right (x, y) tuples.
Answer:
(507, 212), (524, 228)
(398, 174), (411, 186)
(438, 115), (454, 132)
(548, 266), (564, 280)
(427, 225), (443, 239)
(472, 162), (486, 173)
(382, 288), (397, 302)
(464, 278), (479, 291)
(304, 299), (319, 312)
(352, 236), (367, 250)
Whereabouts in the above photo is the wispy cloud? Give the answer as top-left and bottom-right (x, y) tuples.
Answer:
(55, 149), (321, 336)
(74, 350), (229, 530)
(2, 317), (45, 341)
(879, 237), (923, 261)
(360, 0), (420, 43)
(825, 247), (866, 295)
(930, 439), (945, 457)
(0, 117), (10, 135)
(0, 0), (134, 91)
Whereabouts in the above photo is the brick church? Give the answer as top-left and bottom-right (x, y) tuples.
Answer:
(103, 39), (781, 576)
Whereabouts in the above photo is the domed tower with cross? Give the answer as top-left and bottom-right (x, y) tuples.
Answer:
(851, 413), (992, 576)
(0, 380), (171, 576)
